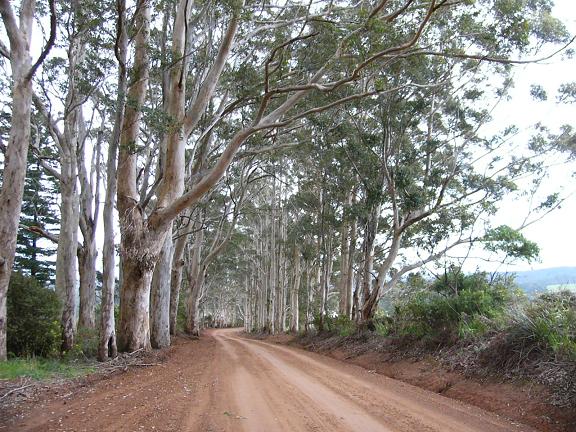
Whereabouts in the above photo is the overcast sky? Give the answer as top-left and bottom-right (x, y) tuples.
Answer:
(465, 0), (576, 273)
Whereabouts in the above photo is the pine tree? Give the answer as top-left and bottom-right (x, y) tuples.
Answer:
(14, 153), (59, 286)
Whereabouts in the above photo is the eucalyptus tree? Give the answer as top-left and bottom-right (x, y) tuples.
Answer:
(245, 0), (569, 328)
(0, 0), (55, 360)
(32, 0), (111, 349)
(201, 245), (249, 329)
(106, 0), (569, 350)
(343, 66), (548, 322)
(181, 161), (258, 336)
(97, 0), (129, 361)
(1, 110), (59, 286)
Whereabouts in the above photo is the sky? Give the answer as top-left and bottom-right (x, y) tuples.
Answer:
(461, 0), (576, 273)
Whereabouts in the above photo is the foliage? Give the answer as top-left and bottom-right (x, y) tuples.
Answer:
(63, 327), (99, 360)
(0, 358), (93, 380)
(376, 271), (575, 380)
(503, 291), (576, 361)
(373, 314), (392, 337)
(483, 225), (540, 262)
(14, 151), (59, 285)
(176, 296), (187, 334)
(6, 273), (61, 358)
(385, 270), (514, 343)
(323, 315), (357, 337)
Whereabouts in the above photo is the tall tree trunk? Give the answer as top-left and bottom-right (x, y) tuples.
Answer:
(359, 204), (379, 324)
(184, 229), (203, 336)
(116, 1), (241, 351)
(321, 235), (333, 329)
(362, 230), (402, 322)
(352, 271), (361, 322)
(186, 268), (206, 337)
(78, 242), (97, 328)
(116, 0), (152, 352)
(169, 231), (187, 335)
(98, 0), (127, 361)
(56, 131), (80, 352)
(280, 207), (288, 332)
(304, 264), (311, 333)
(78, 116), (102, 330)
(338, 217), (350, 317)
(169, 132), (210, 335)
(290, 245), (300, 333)
(118, 252), (155, 352)
(150, 231), (172, 348)
(147, 0), (190, 345)
(0, 0), (37, 361)
(345, 218), (357, 319)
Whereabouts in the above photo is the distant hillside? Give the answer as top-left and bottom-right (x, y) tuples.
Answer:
(508, 267), (576, 295)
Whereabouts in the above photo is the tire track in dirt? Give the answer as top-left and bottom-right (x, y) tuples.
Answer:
(4, 329), (539, 432)
(220, 333), (534, 432)
(225, 332), (536, 432)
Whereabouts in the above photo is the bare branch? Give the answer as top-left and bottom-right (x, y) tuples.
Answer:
(236, 142), (300, 158)
(0, 40), (9, 58)
(0, 0), (24, 56)
(182, 13), (240, 137)
(26, 0), (56, 80)
(20, 223), (59, 244)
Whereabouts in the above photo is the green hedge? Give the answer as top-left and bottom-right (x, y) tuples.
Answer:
(7, 272), (61, 357)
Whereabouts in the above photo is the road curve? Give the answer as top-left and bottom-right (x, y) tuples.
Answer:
(6, 328), (537, 432)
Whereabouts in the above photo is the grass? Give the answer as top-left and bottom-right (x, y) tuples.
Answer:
(0, 358), (94, 380)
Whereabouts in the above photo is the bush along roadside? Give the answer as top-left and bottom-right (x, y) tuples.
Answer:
(4, 272), (97, 381)
(312, 269), (576, 408)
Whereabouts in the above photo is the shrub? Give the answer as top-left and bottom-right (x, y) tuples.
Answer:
(458, 315), (490, 339)
(7, 272), (61, 357)
(503, 291), (576, 361)
(336, 316), (357, 337)
(64, 326), (99, 360)
(388, 270), (513, 344)
(324, 315), (357, 336)
(373, 314), (392, 337)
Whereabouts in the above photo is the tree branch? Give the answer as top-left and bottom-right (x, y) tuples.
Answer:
(26, 0), (56, 80)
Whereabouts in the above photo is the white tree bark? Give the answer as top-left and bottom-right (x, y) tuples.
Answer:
(97, 0), (128, 361)
(185, 229), (203, 336)
(150, 232), (172, 348)
(290, 245), (300, 333)
(116, 0), (153, 352)
(0, 0), (46, 360)
(117, 0), (240, 351)
(56, 140), (80, 351)
(78, 115), (102, 329)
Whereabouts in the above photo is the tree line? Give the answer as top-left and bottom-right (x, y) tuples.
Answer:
(0, 0), (573, 361)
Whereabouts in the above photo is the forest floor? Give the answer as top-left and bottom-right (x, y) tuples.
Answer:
(0, 328), (567, 432)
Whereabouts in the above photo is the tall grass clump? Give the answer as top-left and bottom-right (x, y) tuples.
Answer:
(500, 291), (576, 362)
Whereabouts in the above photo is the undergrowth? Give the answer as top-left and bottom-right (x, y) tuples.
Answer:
(313, 270), (576, 407)
(0, 358), (94, 380)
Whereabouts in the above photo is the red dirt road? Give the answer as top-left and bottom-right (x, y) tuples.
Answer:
(5, 329), (537, 432)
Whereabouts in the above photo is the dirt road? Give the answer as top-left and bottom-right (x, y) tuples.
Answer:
(6, 329), (537, 432)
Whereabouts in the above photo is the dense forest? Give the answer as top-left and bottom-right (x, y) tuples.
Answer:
(1, 0), (575, 386)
